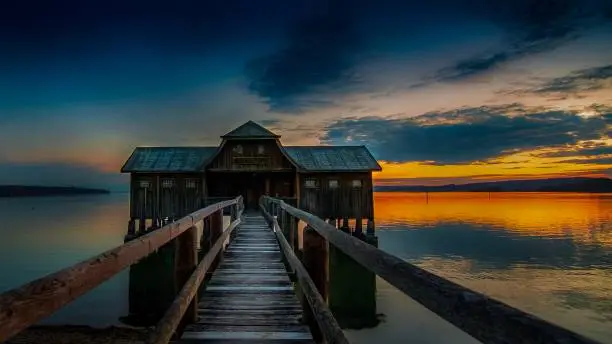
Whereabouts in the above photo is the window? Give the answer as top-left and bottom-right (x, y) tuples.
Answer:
(351, 179), (362, 188)
(185, 179), (197, 189)
(257, 145), (265, 155)
(139, 180), (150, 188)
(162, 179), (175, 188)
(233, 144), (243, 154)
(328, 179), (339, 189)
(304, 178), (318, 189)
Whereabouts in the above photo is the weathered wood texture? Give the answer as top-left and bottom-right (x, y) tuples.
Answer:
(264, 197), (599, 344)
(298, 172), (373, 219)
(148, 214), (242, 344)
(180, 214), (314, 343)
(175, 226), (199, 326)
(0, 197), (242, 343)
(131, 173), (205, 220)
(260, 205), (348, 344)
(207, 139), (294, 172)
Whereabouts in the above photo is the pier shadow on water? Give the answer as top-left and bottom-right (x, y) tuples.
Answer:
(118, 242), (177, 327)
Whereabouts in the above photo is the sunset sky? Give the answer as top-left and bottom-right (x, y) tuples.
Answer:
(1, 0), (611, 190)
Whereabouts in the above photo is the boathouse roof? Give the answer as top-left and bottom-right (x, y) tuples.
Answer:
(121, 121), (382, 173)
(221, 120), (280, 139)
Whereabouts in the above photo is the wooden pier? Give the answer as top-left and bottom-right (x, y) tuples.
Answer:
(181, 213), (313, 343)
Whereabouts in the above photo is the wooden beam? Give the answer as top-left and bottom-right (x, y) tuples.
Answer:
(260, 204), (348, 344)
(0, 197), (242, 343)
(265, 197), (597, 344)
(210, 210), (224, 270)
(174, 225), (198, 326)
(302, 225), (329, 342)
(147, 217), (242, 344)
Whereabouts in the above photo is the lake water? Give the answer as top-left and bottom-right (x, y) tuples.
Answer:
(1, 192), (610, 343)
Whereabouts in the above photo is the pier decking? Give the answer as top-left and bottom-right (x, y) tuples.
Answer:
(181, 213), (313, 343)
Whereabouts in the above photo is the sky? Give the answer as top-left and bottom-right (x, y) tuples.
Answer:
(1, 0), (611, 190)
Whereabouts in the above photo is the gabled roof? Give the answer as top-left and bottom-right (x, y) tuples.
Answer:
(284, 146), (382, 172)
(121, 147), (218, 172)
(221, 120), (280, 139)
(121, 145), (381, 173)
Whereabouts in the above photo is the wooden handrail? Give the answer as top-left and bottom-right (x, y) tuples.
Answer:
(148, 210), (243, 344)
(262, 196), (598, 344)
(260, 201), (349, 344)
(0, 196), (243, 343)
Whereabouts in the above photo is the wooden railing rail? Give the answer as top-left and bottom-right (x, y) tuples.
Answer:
(148, 203), (243, 344)
(0, 196), (244, 343)
(259, 200), (349, 344)
(261, 196), (598, 344)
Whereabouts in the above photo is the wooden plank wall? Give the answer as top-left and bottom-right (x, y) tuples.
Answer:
(130, 173), (206, 222)
(207, 139), (294, 171)
(299, 172), (374, 219)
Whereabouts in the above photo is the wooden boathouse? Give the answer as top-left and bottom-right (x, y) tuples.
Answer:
(121, 120), (382, 233)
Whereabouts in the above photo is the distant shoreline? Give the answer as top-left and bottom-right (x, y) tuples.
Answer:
(374, 177), (612, 193)
(374, 189), (612, 193)
(0, 186), (110, 198)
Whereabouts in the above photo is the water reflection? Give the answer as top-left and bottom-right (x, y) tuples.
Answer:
(0, 193), (130, 326)
(1, 192), (610, 343)
(372, 192), (612, 343)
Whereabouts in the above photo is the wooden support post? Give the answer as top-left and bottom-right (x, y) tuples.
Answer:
(174, 225), (198, 327)
(293, 218), (301, 258)
(200, 218), (211, 255)
(340, 218), (350, 233)
(280, 211), (289, 240)
(229, 205), (238, 242)
(302, 225), (328, 341)
(139, 218), (146, 234)
(126, 219), (136, 241)
(366, 218), (375, 236)
(278, 209), (284, 232)
(329, 217), (378, 329)
(210, 210), (224, 270)
(289, 217), (296, 252)
(355, 218), (363, 237)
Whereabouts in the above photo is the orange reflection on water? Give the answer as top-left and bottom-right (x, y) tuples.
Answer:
(374, 192), (612, 247)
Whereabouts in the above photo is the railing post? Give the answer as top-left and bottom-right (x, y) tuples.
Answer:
(230, 203), (238, 241)
(174, 225), (198, 327)
(282, 210), (291, 240)
(293, 218), (301, 259)
(200, 217), (211, 257)
(355, 218), (363, 237)
(210, 210), (224, 270)
(302, 225), (328, 342)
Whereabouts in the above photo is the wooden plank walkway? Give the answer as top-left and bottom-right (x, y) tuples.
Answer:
(180, 213), (314, 343)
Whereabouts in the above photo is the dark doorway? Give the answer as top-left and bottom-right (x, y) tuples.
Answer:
(207, 172), (265, 210)
(206, 172), (295, 210)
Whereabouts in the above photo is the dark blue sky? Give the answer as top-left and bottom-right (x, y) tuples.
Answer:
(1, 0), (611, 188)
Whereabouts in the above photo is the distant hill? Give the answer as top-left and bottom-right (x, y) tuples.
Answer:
(0, 185), (110, 197)
(374, 177), (612, 193)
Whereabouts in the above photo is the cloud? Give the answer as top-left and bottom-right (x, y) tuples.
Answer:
(537, 145), (612, 158)
(322, 104), (610, 164)
(501, 64), (612, 99)
(244, 0), (360, 112)
(427, 0), (610, 83)
(557, 157), (612, 165)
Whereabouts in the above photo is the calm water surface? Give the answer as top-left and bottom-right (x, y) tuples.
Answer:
(1, 192), (610, 343)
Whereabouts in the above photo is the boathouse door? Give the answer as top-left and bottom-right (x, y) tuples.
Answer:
(245, 174), (265, 210)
